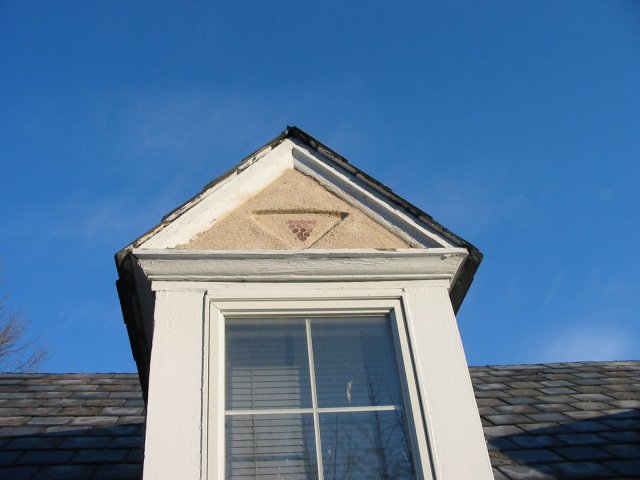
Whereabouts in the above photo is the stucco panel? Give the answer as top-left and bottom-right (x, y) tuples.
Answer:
(177, 169), (412, 250)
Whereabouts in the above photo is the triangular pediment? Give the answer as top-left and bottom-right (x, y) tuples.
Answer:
(177, 169), (410, 250)
(131, 129), (472, 252)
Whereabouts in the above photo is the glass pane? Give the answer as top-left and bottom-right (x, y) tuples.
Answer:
(226, 319), (312, 409)
(320, 410), (415, 480)
(312, 317), (402, 408)
(226, 414), (318, 480)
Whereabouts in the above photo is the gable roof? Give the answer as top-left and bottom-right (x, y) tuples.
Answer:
(1, 361), (638, 479)
(115, 126), (482, 310)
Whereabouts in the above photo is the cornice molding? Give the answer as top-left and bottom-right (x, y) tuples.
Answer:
(132, 248), (468, 283)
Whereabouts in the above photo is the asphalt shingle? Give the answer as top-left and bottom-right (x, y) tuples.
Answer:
(0, 361), (637, 479)
(476, 361), (640, 479)
(0, 375), (144, 480)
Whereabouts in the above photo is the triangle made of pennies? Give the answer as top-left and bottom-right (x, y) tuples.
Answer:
(251, 210), (347, 248)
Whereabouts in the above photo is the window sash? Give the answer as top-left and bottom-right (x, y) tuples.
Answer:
(224, 315), (419, 480)
(207, 297), (434, 480)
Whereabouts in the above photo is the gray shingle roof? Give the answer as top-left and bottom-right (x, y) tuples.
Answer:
(0, 361), (638, 479)
(0, 374), (144, 480)
(472, 361), (640, 479)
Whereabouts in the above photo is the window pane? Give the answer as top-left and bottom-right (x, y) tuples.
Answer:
(320, 410), (415, 480)
(226, 414), (318, 480)
(312, 317), (402, 408)
(226, 319), (312, 409)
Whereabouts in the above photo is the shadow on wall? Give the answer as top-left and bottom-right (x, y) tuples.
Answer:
(487, 410), (640, 479)
(0, 423), (144, 480)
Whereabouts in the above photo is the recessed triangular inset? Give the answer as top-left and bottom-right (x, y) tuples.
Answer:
(252, 210), (348, 248)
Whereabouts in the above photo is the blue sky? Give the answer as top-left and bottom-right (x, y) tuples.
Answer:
(1, 1), (639, 372)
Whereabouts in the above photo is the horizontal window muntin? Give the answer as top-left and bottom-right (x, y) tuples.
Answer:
(226, 405), (399, 416)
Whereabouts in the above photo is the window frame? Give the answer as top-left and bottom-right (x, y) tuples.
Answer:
(204, 292), (435, 480)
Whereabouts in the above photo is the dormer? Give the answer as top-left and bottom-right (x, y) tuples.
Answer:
(115, 127), (493, 480)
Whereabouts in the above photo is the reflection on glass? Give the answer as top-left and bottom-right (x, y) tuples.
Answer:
(312, 318), (402, 408)
(320, 410), (414, 480)
(226, 319), (312, 409)
(226, 414), (317, 480)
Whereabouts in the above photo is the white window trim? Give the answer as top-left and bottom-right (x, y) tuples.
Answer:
(204, 294), (435, 480)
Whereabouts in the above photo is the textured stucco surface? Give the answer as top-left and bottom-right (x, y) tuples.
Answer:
(178, 169), (413, 250)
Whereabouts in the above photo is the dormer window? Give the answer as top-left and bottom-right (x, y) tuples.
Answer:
(115, 127), (493, 479)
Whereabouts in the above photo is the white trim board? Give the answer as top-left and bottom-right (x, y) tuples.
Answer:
(133, 248), (468, 283)
(291, 140), (454, 248)
(140, 140), (293, 249)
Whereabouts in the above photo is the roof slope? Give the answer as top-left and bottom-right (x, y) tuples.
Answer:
(0, 374), (144, 480)
(0, 362), (638, 479)
(472, 361), (640, 479)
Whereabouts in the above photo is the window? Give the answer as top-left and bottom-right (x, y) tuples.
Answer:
(202, 283), (491, 480)
(225, 316), (415, 480)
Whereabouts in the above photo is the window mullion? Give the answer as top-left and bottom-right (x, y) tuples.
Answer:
(306, 318), (324, 480)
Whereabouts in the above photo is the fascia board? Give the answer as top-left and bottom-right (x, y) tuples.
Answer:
(115, 132), (288, 261)
(285, 127), (478, 250)
(132, 248), (468, 284)
(139, 140), (295, 249)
